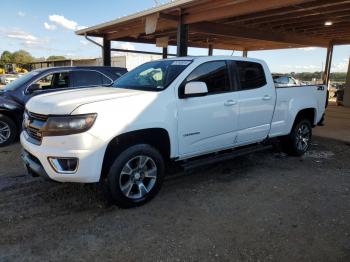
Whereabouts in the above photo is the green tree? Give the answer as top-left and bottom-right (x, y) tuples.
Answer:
(11, 50), (33, 64)
(47, 55), (66, 61)
(0, 51), (13, 65)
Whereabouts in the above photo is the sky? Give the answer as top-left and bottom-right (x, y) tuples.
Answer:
(0, 0), (349, 73)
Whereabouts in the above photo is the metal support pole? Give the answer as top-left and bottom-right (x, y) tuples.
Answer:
(243, 50), (248, 57)
(177, 14), (188, 57)
(208, 44), (213, 56)
(102, 37), (111, 66)
(323, 41), (334, 86)
(162, 47), (168, 59)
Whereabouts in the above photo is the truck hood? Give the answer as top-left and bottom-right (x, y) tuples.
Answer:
(26, 87), (144, 115)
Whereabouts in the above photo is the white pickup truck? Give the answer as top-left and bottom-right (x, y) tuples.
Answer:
(21, 56), (327, 207)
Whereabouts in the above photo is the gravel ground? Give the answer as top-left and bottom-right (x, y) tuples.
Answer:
(0, 137), (349, 262)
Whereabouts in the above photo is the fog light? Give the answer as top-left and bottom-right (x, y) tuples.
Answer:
(48, 157), (79, 174)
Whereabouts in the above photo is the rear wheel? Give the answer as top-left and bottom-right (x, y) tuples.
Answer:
(283, 119), (312, 156)
(106, 144), (164, 208)
(0, 114), (17, 147)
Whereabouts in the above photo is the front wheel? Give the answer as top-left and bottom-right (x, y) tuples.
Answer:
(106, 144), (164, 208)
(284, 119), (312, 156)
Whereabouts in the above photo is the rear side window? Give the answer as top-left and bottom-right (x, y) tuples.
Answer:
(72, 71), (112, 87)
(185, 61), (230, 94)
(236, 61), (266, 90)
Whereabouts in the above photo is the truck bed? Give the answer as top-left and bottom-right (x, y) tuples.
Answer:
(269, 85), (327, 138)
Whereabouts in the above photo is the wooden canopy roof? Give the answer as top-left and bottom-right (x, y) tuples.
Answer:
(76, 0), (350, 51)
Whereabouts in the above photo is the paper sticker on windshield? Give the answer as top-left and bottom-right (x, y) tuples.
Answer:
(172, 61), (192, 66)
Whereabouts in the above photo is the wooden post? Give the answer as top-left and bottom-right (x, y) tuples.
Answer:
(208, 44), (213, 56)
(343, 57), (350, 107)
(243, 50), (248, 57)
(162, 47), (168, 59)
(102, 37), (111, 66)
(323, 41), (334, 86)
(177, 14), (188, 57)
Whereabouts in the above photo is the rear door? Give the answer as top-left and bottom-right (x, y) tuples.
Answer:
(177, 60), (239, 156)
(235, 61), (275, 145)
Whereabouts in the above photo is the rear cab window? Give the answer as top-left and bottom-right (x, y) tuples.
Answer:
(235, 61), (267, 90)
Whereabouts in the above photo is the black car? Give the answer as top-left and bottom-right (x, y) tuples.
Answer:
(0, 66), (127, 146)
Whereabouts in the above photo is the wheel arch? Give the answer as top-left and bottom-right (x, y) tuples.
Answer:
(293, 108), (316, 127)
(100, 128), (171, 179)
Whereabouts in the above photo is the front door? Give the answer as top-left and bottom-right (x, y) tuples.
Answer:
(177, 61), (239, 157)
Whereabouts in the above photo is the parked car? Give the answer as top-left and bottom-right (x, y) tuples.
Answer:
(0, 66), (127, 146)
(0, 74), (19, 85)
(272, 74), (303, 87)
(21, 57), (327, 208)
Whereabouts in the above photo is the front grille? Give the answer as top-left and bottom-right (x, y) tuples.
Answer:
(24, 110), (47, 144)
(26, 126), (42, 141)
(28, 111), (48, 121)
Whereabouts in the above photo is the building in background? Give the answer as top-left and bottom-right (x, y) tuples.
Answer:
(28, 53), (161, 71)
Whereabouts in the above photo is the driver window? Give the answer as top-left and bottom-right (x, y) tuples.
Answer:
(185, 61), (230, 94)
(32, 72), (70, 91)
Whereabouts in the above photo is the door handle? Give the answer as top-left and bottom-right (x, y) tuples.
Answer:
(224, 100), (237, 106)
(262, 95), (272, 101)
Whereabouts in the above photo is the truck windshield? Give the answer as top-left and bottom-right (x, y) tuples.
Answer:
(114, 60), (192, 91)
(4, 71), (40, 92)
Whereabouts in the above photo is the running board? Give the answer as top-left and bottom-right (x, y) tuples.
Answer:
(181, 144), (273, 171)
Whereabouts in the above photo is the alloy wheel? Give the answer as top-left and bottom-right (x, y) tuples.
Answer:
(295, 123), (310, 151)
(0, 121), (11, 144)
(119, 155), (157, 199)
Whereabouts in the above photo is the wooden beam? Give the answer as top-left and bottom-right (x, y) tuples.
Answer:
(225, 0), (350, 24)
(323, 41), (334, 85)
(177, 17), (188, 56)
(208, 44), (213, 56)
(159, 13), (179, 22)
(189, 22), (328, 47)
(162, 47), (168, 58)
(106, 20), (177, 40)
(262, 9), (350, 28)
(183, 0), (311, 24)
(102, 37), (111, 66)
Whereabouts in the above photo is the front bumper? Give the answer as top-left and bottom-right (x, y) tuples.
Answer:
(20, 131), (107, 183)
(21, 149), (50, 179)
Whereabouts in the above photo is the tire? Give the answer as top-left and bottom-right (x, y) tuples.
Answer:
(106, 144), (164, 208)
(283, 119), (312, 156)
(0, 114), (17, 147)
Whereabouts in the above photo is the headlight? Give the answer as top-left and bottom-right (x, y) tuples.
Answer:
(41, 113), (97, 136)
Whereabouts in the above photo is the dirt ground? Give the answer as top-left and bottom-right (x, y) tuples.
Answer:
(0, 136), (349, 262)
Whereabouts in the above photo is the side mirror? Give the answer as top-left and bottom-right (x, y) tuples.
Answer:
(27, 83), (41, 93)
(184, 81), (208, 97)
